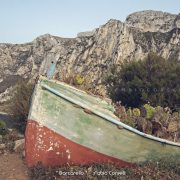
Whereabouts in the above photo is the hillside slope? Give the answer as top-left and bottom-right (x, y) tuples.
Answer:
(0, 10), (180, 101)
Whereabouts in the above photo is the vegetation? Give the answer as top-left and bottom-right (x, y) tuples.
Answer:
(29, 156), (180, 180)
(0, 120), (7, 135)
(57, 71), (103, 96)
(8, 79), (35, 133)
(74, 74), (85, 85)
(57, 71), (86, 87)
(105, 53), (180, 109)
(114, 103), (180, 142)
(143, 104), (156, 119)
(132, 108), (141, 117)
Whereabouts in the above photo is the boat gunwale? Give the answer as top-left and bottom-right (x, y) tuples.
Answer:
(39, 81), (180, 148)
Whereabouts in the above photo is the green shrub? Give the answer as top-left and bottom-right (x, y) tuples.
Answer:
(74, 74), (85, 85)
(0, 120), (7, 135)
(123, 117), (136, 128)
(105, 53), (180, 109)
(144, 104), (156, 119)
(61, 72), (86, 87)
(132, 108), (141, 117)
(126, 108), (132, 116)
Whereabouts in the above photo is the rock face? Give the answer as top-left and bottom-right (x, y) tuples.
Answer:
(125, 10), (180, 32)
(0, 10), (180, 101)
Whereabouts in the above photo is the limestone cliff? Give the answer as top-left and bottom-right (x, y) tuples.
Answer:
(0, 10), (180, 102)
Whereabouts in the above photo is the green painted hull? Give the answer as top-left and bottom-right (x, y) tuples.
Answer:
(28, 76), (180, 164)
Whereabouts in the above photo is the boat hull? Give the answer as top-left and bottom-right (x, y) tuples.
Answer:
(25, 77), (180, 167)
(25, 120), (132, 167)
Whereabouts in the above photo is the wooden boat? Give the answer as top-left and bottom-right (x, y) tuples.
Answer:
(25, 76), (180, 167)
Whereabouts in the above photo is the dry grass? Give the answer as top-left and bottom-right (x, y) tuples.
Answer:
(29, 157), (180, 180)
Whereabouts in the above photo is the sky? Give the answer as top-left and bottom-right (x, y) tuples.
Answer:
(0, 0), (179, 43)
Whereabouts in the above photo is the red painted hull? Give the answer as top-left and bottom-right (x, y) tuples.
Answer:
(25, 120), (132, 167)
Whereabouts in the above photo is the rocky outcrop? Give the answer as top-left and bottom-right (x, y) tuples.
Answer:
(126, 10), (180, 32)
(0, 10), (180, 101)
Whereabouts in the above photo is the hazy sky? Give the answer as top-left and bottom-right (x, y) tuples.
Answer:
(0, 0), (179, 43)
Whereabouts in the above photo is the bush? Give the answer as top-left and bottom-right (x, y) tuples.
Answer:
(123, 117), (136, 128)
(60, 72), (85, 87)
(74, 74), (85, 85)
(132, 108), (141, 117)
(143, 104), (156, 119)
(105, 53), (180, 109)
(9, 79), (34, 133)
(0, 120), (8, 135)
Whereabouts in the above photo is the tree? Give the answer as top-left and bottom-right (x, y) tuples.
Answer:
(105, 53), (180, 109)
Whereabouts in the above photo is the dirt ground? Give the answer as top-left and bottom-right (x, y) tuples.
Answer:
(0, 152), (29, 180)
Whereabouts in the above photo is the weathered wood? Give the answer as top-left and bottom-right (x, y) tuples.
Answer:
(25, 76), (180, 167)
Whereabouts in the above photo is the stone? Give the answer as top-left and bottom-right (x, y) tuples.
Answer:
(6, 141), (15, 151)
(14, 139), (25, 153)
(8, 128), (13, 132)
(0, 143), (5, 150)
(77, 30), (95, 37)
(17, 133), (24, 139)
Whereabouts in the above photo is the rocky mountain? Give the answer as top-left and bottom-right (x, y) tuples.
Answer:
(0, 10), (180, 102)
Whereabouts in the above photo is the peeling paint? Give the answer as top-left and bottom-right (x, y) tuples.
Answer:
(47, 147), (53, 151)
(68, 154), (71, 159)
